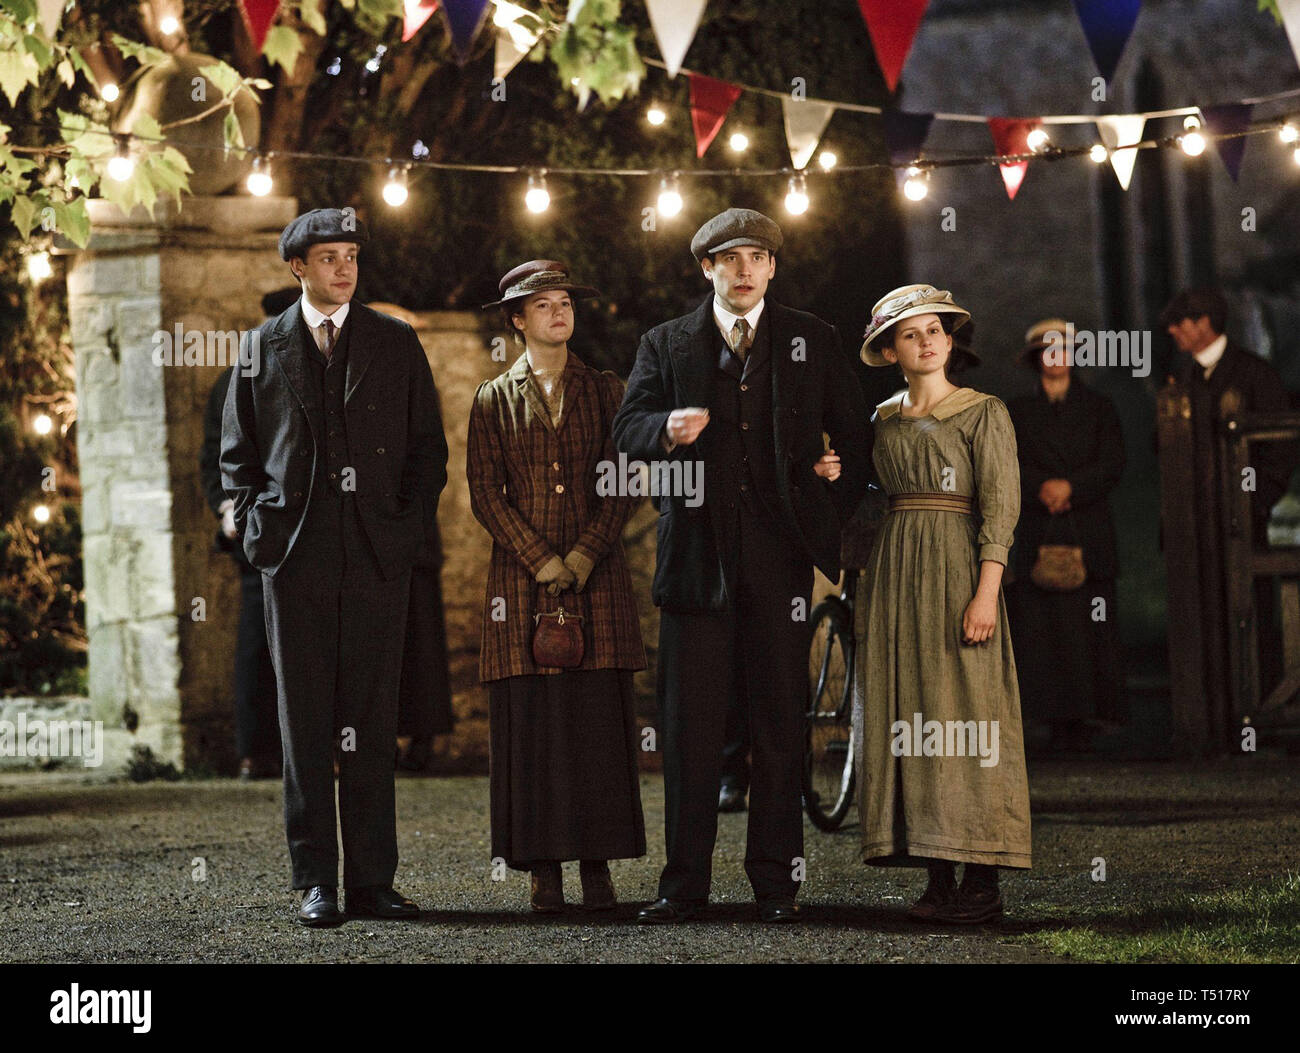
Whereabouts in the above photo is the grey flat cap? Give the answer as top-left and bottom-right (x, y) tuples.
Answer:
(690, 207), (783, 260)
(278, 208), (369, 261)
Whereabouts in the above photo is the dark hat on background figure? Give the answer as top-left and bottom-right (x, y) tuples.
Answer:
(690, 208), (784, 260)
(481, 260), (600, 309)
(278, 208), (369, 261)
(1020, 317), (1074, 366)
(860, 284), (973, 367)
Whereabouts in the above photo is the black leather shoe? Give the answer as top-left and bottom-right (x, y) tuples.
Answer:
(297, 886), (344, 928)
(718, 785), (747, 813)
(636, 898), (704, 924)
(758, 898), (801, 923)
(345, 886), (420, 919)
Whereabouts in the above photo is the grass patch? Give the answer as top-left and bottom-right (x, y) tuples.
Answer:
(1017, 873), (1300, 964)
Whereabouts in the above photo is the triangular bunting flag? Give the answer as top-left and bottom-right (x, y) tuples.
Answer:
(782, 98), (835, 170)
(1201, 102), (1254, 182)
(403, 0), (440, 42)
(494, 20), (539, 81)
(689, 73), (741, 158)
(881, 108), (934, 187)
(1072, 0), (1142, 83)
(37, 0), (63, 37)
(646, 0), (708, 79)
(987, 117), (1041, 200)
(442, 0), (490, 65)
(1279, 0), (1300, 75)
(857, 0), (930, 93)
(1095, 113), (1146, 189)
(239, 0), (280, 52)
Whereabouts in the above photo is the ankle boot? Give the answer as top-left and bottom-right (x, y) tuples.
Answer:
(907, 859), (957, 921)
(579, 860), (616, 911)
(530, 862), (564, 913)
(932, 863), (1002, 924)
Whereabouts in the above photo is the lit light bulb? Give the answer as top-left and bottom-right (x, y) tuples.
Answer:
(784, 174), (809, 215)
(33, 504), (51, 524)
(1180, 115), (1206, 157)
(245, 155), (273, 196)
(101, 81), (119, 102)
(159, 15), (180, 35)
(656, 174), (683, 218)
(646, 106), (666, 126)
(1089, 143), (1109, 164)
(1026, 127), (1050, 152)
(33, 414), (53, 435)
(525, 173), (550, 214)
(382, 165), (409, 207)
(902, 167), (929, 201)
(818, 151), (837, 171)
(26, 252), (52, 282)
(729, 132), (749, 153)
(1280, 122), (1298, 144)
(1294, 146), (1300, 167)
(107, 139), (134, 182)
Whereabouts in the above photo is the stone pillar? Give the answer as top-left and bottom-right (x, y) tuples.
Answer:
(64, 195), (298, 771)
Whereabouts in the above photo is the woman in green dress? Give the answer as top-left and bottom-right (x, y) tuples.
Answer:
(819, 284), (1031, 924)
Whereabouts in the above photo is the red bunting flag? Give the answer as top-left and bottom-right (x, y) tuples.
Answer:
(403, 0), (440, 42)
(857, 0), (930, 93)
(986, 117), (1041, 200)
(238, 0), (280, 53)
(689, 73), (742, 158)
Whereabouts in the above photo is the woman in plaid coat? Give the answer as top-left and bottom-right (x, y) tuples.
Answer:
(467, 261), (646, 913)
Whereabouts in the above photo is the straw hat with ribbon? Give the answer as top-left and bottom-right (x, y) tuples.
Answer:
(860, 284), (973, 367)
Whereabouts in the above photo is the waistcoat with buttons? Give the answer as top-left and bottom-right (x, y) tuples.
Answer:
(707, 310), (782, 538)
(298, 312), (354, 499)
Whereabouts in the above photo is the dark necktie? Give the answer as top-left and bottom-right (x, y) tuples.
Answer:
(322, 318), (336, 361)
(728, 318), (752, 363)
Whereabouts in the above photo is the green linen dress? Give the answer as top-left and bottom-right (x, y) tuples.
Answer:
(853, 386), (1032, 869)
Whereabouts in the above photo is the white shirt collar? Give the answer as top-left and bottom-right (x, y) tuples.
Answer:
(1193, 333), (1228, 376)
(713, 296), (765, 337)
(300, 295), (349, 331)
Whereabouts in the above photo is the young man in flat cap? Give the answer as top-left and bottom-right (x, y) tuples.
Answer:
(613, 207), (870, 923)
(221, 207), (448, 926)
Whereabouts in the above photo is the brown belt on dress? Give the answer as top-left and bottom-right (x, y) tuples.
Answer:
(887, 492), (973, 514)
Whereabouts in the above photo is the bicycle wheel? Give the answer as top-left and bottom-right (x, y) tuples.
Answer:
(802, 597), (856, 831)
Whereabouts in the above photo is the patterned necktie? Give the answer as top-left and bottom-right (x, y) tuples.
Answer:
(322, 318), (336, 360)
(729, 318), (752, 362)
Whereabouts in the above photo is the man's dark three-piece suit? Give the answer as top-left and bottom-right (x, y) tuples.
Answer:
(613, 294), (869, 904)
(221, 300), (448, 890)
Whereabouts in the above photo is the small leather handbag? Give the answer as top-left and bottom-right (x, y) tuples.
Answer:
(1030, 512), (1086, 592)
(532, 589), (585, 668)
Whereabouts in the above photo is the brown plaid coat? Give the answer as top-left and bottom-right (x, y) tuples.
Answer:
(467, 352), (646, 682)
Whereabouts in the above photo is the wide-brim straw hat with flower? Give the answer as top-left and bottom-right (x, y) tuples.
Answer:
(860, 283), (972, 367)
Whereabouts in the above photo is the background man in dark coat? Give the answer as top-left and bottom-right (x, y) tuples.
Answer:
(221, 208), (448, 927)
(613, 208), (869, 923)
(200, 287), (299, 780)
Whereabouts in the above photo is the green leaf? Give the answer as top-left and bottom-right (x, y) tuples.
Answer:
(222, 107), (245, 155)
(197, 61), (242, 99)
(55, 57), (73, 86)
(0, 46), (41, 106)
(262, 24), (304, 73)
(297, 0), (328, 36)
(111, 33), (168, 68)
(52, 198), (89, 247)
(0, 1), (38, 26)
(67, 46), (91, 80)
(22, 33), (51, 69)
(131, 111), (162, 143)
(1259, 1), (1282, 25)
(160, 145), (192, 174)
(10, 193), (37, 238)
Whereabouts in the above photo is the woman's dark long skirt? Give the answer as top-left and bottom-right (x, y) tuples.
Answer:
(1006, 575), (1125, 725)
(488, 668), (646, 869)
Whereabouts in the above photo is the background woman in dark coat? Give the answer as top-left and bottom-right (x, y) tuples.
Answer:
(467, 261), (646, 913)
(1006, 319), (1127, 753)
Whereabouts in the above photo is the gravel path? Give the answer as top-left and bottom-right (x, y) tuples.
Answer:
(1, 758), (1296, 963)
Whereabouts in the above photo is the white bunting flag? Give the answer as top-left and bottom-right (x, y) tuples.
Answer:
(782, 97), (835, 170)
(1278, 0), (1300, 74)
(646, 0), (708, 78)
(37, 0), (64, 37)
(1095, 113), (1146, 190)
